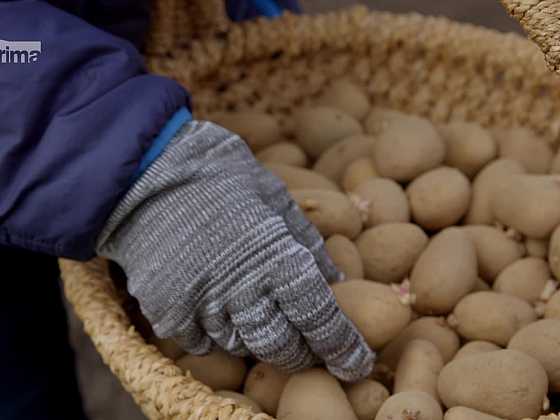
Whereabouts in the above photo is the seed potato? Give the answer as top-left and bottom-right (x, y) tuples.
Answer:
(295, 107), (363, 159)
(452, 341), (501, 361)
(150, 337), (184, 360)
(410, 228), (478, 315)
(438, 349), (548, 420)
(549, 225), (560, 280)
(291, 189), (363, 239)
(439, 122), (497, 178)
(448, 291), (536, 346)
(375, 391), (443, 420)
(465, 159), (526, 225)
(211, 111), (280, 151)
(508, 319), (560, 392)
(373, 115), (446, 182)
(325, 234), (364, 279)
(332, 280), (412, 349)
(351, 178), (410, 227)
(492, 175), (560, 238)
(176, 349), (247, 391)
(393, 339), (444, 400)
(356, 223), (428, 283)
(277, 368), (357, 420)
(493, 257), (551, 303)
(345, 379), (390, 420)
(545, 290), (560, 319)
(243, 362), (290, 415)
(444, 407), (505, 420)
(407, 167), (471, 230)
(365, 108), (412, 136)
(525, 237), (549, 258)
(255, 142), (308, 167)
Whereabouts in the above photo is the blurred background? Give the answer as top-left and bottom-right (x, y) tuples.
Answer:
(70, 1), (525, 419)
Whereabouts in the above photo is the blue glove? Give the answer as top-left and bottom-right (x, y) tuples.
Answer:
(226, 0), (301, 21)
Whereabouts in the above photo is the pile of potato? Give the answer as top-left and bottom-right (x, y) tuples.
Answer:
(146, 78), (560, 420)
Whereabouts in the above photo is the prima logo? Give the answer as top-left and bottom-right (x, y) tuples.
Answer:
(0, 39), (42, 64)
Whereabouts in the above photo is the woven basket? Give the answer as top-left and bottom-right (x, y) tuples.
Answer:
(60, 1), (560, 419)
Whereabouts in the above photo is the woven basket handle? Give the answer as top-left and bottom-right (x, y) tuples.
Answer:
(500, 0), (560, 72)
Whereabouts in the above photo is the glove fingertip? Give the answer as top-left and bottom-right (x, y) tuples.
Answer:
(327, 345), (376, 382)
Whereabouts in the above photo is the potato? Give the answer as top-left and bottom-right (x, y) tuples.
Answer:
(317, 79), (370, 120)
(351, 178), (410, 227)
(444, 407), (507, 420)
(410, 228), (478, 315)
(448, 291), (536, 346)
(342, 157), (379, 192)
(373, 115), (445, 182)
(545, 290), (560, 319)
(255, 142), (308, 167)
(378, 317), (460, 370)
(211, 111), (280, 151)
(243, 362), (289, 415)
(345, 380), (390, 420)
(215, 391), (262, 414)
(438, 349), (548, 420)
(493, 127), (553, 174)
(493, 257), (551, 303)
(438, 122), (497, 178)
(313, 135), (376, 182)
(394, 339), (444, 400)
(465, 159), (526, 225)
(356, 223), (428, 283)
(462, 225), (525, 282)
(365, 108), (412, 136)
(325, 235), (364, 279)
(407, 167), (471, 230)
(295, 107), (363, 159)
(176, 349), (246, 391)
(277, 368), (357, 420)
(492, 174), (560, 238)
(508, 319), (560, 391)
(150, 336), (184, 360)
(452, 341), (501, 361)
(332, 280), (411, 349)
(525, 237), (548, 258)
(291, 190), (362, 239)
(375, 391), (443, 420)
(264, 163), (339, 191)
(549, 225), (560, 280)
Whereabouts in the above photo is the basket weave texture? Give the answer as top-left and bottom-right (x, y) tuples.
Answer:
(60, 2), (560, 419)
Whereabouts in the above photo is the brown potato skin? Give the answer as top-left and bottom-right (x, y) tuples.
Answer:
(375, 391), (443, 420)
(342, 157), (378, 192)
(176, 350), (246, 391)
(393, 339), (444, 401)
(345, 380), (389, 420)
(256, 142), (308, 167)
(277, 368), (357, 420)
(494, 127), (553, 174)
(211, 111), (280, 151)
(352, 178), (410, 227)
(452, 341), (501, 361)
(243, 362), (290, 415)
(295, 107), (363, 159)
(291, 190), (363, 239)
(493, 257), (550, 303)
(449, 291), (536, 346)
(356, 223), (428, 284)
(410, 228), (478, 315)
(545, 290), (560, 319)
(438, 349), (548, 420)
(444, 407), (506, 420)
(264, 163), (339, 191)
(325, 234), (364, 279)
(508, 319), (560, 392)
(316, 79), (371, 120)
(332, 280), (411, 349)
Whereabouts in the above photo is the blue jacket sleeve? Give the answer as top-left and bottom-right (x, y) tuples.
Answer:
(0, 0), (190, 260)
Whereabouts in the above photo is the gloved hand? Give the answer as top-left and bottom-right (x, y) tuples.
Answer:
(96, 120), (374, 381)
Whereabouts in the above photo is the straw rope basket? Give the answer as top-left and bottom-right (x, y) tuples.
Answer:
(60, 1), (560, 418)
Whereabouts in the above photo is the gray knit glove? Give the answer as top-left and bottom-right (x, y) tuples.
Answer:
(96, 120), (374, 381)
